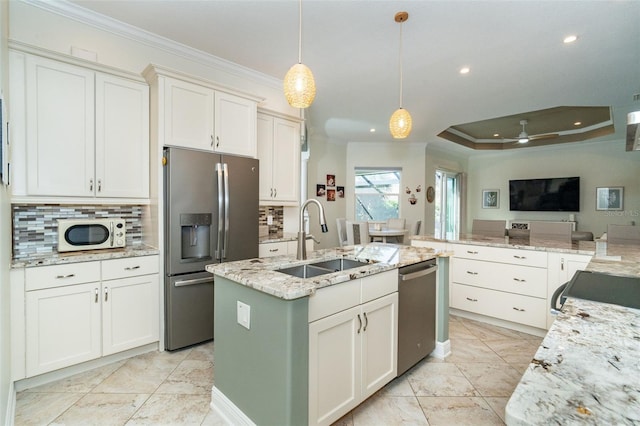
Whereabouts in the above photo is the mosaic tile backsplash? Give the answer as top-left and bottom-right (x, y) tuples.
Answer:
(12, 204), (144, 260)
(259, 206), (284, 235)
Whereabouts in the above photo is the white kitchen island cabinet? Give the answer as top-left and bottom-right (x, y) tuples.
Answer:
(11, 49), (150, 201)
(308, 270), (398, 426)
(546, 252), (591, 328)
(22, 255), (159, 378)
(145, 66), (261, 158)
(257, 112), (301, 205)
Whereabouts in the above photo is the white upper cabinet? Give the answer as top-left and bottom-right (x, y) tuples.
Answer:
(26, 55), (96, 197)
(14, 51), (150, 201)
(150, 68), (259, 158)
(257, 112), (301, 205)
(163, 77), (215, 151)
(96, 74), (150, 198)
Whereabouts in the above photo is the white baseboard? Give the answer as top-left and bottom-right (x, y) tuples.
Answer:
(450, 309), (547, 338)
(430, 340), (451, 359)
(4, 381), (15, 426)
(211, 386), (255, 426)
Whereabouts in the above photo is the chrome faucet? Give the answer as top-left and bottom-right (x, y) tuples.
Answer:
(297, 199), (328, 260)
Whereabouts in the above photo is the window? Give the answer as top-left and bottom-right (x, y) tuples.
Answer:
(354, 168), (401, 221)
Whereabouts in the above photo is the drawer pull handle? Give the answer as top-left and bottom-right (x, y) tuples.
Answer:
(513, 255), (527, 260)
(55, 274), (76, 279)
(94, 288), (99, 303)
(104, 287), (109, 302)
(124, 266), (141, 271)
(513, 278), (526, 282)
(269, 248), (279, 252)
(357, 314), (362, 334)
(466, 271), (478, 275)
(513, 307), (525, 312)
(363, 312), (368, 332)
(466, 297), (478, 302)
(466, 250), (479, 254)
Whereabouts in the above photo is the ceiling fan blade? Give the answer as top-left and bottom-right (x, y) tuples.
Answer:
(529, 133), (559, 140)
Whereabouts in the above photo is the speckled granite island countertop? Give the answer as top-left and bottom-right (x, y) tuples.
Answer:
(206, 243), (448, 300)
(505, 297), (640, 425)
(11, 244), (160, 268)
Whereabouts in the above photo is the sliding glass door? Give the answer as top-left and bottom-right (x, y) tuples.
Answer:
(434, 169), (461, 239)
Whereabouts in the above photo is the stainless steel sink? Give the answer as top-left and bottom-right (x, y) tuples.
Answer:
(308, 258), (370, 272)
(275, 258), (371, 279)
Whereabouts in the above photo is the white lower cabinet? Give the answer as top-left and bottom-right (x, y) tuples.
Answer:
(308, 270), (398, 426)
(546, 252), (592, 328)
(24, 255), (159, 377)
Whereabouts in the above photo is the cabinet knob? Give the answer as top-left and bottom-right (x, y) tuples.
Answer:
(104, 287), (109, 302)
(513, 278), (526, 282)
(273, 188), (277, 197)
(94, 288), (99, 303)
(512, 307), (525, 312)
(124, 265), (141, 271)
(55, 274), (75, 279)
(98, 179), (102, 192)
(362, 312), (368, 332)
(210, 135), (214, 147)
(466, 271), (478, 275)
(356, 314), (362, 334)
(466, 297), (478, 302)
(89, 179), (94, 191)
(216, 136), (220, 148)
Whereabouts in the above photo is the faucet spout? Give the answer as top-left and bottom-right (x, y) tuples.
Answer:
(297, 199), (329, 260)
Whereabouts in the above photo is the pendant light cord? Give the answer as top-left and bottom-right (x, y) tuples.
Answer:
(298, 0), (303, 64)
(398, 20), (404, 108)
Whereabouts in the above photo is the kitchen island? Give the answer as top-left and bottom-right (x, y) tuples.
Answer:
(206, 244), (450, 426)
(505, 248), (640, 425)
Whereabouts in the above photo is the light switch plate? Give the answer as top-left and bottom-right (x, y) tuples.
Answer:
(267, 215), (274, 225)
(237, 301), (251, 330)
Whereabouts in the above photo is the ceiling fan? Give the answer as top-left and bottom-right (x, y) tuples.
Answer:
(504, 120), (558, 144)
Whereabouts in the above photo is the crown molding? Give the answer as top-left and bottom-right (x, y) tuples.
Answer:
(19, 0), (282, 89)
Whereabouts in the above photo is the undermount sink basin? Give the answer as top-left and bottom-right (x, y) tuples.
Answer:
(275, 258), (371, 279)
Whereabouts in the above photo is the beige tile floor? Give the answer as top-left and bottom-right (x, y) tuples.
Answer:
(14, 315), (542, 425)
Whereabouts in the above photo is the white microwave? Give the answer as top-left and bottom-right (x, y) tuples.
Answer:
(57, 218), (126, 252)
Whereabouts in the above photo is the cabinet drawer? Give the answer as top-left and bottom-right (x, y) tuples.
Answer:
(26, 262), (100, 291)
(361, 270), (397, 303)
(451, 258), (547, 298)
(309, 280), (360, 323)
(259, 241), (288, 258)
(102, 255), (159, 281)
(451, 283), (546, 329)
(451, 244), (547, 268)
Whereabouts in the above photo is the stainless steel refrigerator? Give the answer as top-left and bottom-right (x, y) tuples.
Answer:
(163, 146), (259, 350)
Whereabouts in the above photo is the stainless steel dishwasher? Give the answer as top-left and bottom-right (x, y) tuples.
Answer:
(397, 259), (438, 376)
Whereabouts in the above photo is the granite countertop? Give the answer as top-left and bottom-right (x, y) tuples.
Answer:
(11, 244), (160, 268)
(505, 297), (640, 425)
(206, 243), (449, 300)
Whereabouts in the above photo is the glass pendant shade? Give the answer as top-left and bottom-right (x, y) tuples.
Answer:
(284, 63), (316, 108)
(389, 107), (412, 139)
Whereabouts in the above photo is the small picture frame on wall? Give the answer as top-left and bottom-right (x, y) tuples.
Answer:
(337, 186), (344, 198)
(596, 187), (623, 211)
(316, 184), (326, 197)
(482, 189), (499, 209)
(326, 174), (335, 187)
(327, 189), (336, 201)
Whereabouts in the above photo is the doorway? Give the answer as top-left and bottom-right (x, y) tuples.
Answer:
(434, 169), (461, 239)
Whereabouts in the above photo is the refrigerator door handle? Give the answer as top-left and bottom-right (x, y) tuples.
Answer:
(215, 162), (224, 260)
(222, 163), (230, 259)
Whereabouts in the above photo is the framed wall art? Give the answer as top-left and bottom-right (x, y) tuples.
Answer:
(482, 189), (499, 209)
(596, 187), (623, 211)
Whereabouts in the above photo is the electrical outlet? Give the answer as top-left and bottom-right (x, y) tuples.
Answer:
(267, 215), (273, 225)
(237, 301), (251, 330)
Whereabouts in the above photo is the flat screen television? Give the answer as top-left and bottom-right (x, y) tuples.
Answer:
(509, 177), (580, 212)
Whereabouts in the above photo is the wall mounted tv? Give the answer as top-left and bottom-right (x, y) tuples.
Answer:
(509, 177), (580, 212)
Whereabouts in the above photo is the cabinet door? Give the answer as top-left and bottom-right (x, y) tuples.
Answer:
(26, 282), (101, 376)
(309, 305), (361, 426)
(95, 74), (150, 198)
(361, 293), (398, 400)
(214, 92), (256, 157)
(546, 252), (591, 328)
(26, 55), (95, 196)
(257, 113), (275, 200)
(163, 77), (214, 151)
(271, 118), (300, 203)
(102, 274), (160, 356)
(258, 241), (288, 258)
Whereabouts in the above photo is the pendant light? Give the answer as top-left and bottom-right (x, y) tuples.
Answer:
(389, 11), (412, 139)
(283, 0), (316, 108)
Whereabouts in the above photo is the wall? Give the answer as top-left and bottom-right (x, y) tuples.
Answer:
(467, 139), (640, 237)
(306, 135), (347, 249)
(1, 0), (11, 422)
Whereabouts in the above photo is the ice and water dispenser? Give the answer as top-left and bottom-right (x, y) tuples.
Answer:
(180, 213), (212, 262)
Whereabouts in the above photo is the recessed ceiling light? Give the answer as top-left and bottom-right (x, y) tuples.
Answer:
(564, 35), (578, 44)
(574, 121), (582, 126)
(460, 67), (470, 75)
(370, 128), (376, 133)
(493, 133), (500, 137)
